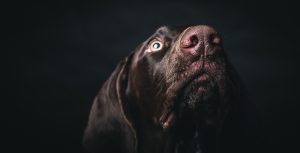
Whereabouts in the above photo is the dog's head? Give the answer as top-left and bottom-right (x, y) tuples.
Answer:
(83, 25), (243, 153)
(126, 25), (241, 131)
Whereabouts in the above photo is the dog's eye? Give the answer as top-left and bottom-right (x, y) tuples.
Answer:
(147, 40), (164, 52)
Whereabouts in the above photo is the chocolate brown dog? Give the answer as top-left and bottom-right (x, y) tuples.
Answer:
(83, 25), (242, 153)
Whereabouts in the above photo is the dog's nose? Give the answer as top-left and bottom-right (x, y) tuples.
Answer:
(180, 25), (221, 56)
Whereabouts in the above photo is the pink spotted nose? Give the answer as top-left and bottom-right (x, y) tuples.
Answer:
(180, 25), (221, 56)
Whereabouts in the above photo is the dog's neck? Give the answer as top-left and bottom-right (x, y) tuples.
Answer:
(135, 118), (217, 153)
(174, 125), (218, 153)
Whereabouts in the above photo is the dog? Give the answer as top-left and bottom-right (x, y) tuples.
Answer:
(83, 25), (242, 153)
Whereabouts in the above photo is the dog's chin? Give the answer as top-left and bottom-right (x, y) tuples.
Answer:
(182, 86), (216, 110)
(175, 77), (220, 125)
(186, 74), (217, 101)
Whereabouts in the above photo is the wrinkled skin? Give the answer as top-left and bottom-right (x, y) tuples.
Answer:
(83, 25), (242, 153)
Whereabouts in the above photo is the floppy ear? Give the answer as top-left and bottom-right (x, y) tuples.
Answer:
(83, 53), (137, 153)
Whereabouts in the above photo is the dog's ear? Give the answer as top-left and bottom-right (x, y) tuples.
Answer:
(83, 53), (137, 153)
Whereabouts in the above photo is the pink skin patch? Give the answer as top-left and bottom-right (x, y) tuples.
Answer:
(160, 111), (175, 130)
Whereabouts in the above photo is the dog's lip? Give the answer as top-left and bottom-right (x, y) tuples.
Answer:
(159, 110), (175, 130)
(194, 73), (210, 82)
(190, 74), (212, 91)
(180, 70), (209, 92)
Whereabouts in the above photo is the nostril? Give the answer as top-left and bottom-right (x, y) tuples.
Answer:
(190, 35), (199, 46)
(181, 35), (199, 48)
(209, 34), (221, 45)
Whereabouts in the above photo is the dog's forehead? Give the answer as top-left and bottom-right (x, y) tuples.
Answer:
(154, 25), (189, 38)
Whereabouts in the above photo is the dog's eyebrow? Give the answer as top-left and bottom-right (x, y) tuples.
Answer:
(157, 29), (166, 35)
(147, 32), (167, 42)
(156, 29), (176, 40)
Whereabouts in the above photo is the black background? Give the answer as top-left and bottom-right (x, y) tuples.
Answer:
(4, 0), (299, 153)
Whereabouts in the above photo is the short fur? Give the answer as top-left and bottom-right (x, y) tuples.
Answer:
(83, 25), (243, 153)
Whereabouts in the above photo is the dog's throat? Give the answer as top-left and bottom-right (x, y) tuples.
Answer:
(175, 130), (202, 153)
(174, 127), (217, 153)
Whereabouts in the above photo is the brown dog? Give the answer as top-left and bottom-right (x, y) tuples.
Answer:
(83, 25), (242, 153)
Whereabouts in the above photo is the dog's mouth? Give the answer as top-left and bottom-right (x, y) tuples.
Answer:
(159, 72), (217, 130)
(181, 73), (217, 106)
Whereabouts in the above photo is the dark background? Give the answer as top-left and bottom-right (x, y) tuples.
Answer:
(4, 0), (298, 153)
